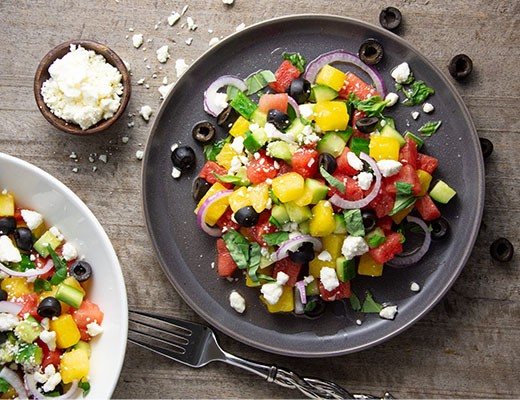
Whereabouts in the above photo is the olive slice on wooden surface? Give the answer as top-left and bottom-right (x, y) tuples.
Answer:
(479, 137), (493, 159)
(379, 7), (402, 31)
(490, 237), (514, 262)
(192, 121), (216, 144)
(359, 39), (384, 65)
(448, 54), (473, 80)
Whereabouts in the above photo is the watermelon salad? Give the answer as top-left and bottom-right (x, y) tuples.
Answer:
(173, 45), (457, 320)
(0, 190), (103, 398)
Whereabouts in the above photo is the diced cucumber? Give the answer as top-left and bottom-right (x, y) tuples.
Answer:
(33, 230), (62, 258)
(316, 132), (347, 157)
(250, 109), (267, 127)
(72, 340), (92, 357)
(380, 124), (406, 147)
(349, 137), (370, 156)
(284, 202), (312, 223)
(285, 117), (307, 137)
(0, 333), (17, 363)
(429, 180), (456, 204)
(310, 85), (339, 102)
(0, 191), (15, 216)
(270, 204), (290, 226)
(230, 91), (258, 119)
(304, 178), (329, 204)
(336, 256), (356, 282)
(14, 316), (42, 343)
(333, 213), (347, 234)
(305, 279), (320, 296)
(266, 140), (295, 161)
(335, 126), (354, 143)
(299, 220), (311, 235)
(15, 343), (43, 369)
(404, 131), (424, 149)
(55, 282), (84, 309)
(259, 254), (275, 269)
(243, 128), (268, 153)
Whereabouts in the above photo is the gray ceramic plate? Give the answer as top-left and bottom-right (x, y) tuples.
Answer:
(142, 14), (484, 357)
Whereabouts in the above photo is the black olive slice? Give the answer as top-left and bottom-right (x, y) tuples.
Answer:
(355, 116), (380, 133)
(0, 289), (7, 302)
(192, 121), (216, 144)
(289, 242), (315, 264)
(234, 206), (260, 228)
(70, 260), (93, 282)
(37, 297), (62, 318)
(304, 296), (326, 318)
(216, 105), (239, 128)
(448, 54), (473, 80)
(267, 109), (291, 131)
(14, 227), (33, 252)
(192, 177), (212, 203)
(287, 77), (311, 104)
(361, 210), (378, 233)
(359, 39), (384, 65)
(490, 237), (514, 262)
(171, 146), (196, 171)
(479, 137), (493, 159)
(379, 7), (402, 31)
(0, 217), (16, 235)
(318, 153), (337, 175)
(430, 217), (450, 241)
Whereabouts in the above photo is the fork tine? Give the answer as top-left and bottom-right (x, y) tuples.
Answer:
(127, 309), (209, 367)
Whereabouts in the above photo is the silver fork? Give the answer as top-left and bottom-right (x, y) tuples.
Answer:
(128, 309), (394, 399)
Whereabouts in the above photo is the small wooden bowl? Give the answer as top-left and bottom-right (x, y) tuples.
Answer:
(34, 39), (131, 135)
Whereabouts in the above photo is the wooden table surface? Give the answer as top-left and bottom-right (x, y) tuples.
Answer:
(1, 1), (519, 398)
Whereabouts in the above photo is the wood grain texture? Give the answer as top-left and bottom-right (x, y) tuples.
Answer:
(0, 0), (518, 398)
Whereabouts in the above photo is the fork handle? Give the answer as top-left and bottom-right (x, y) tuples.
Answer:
(222, 351), (391, 399)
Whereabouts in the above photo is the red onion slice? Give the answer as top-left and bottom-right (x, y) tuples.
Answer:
(287, 96), (300, 119)
(25, 374), (79, 400)
(203, 75), (247, 117)
(272, 235), (323, 262)
(303, 50), (386, 97)
(0, 258), (54, 278)
(0, 367), (28, 399)
(387, 216), (432, 268)
(295, 280), (307, 305)
(197, 190), (233, 237)
(329, 152), (382, 209)
(0, 300), (23, 314)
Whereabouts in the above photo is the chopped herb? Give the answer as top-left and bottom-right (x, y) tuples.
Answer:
(349, 292), (362, 311)
(320, 166), (345, 194)
(33, 277), (52, 293)
(203, 137), (230, 161)
(401, 80), (435, 106)
(361, 291), (383, 313)
(247, 242), (262, 284)
(257, 273), (276, 283)
(48, 245), (68, 285)
(262, 232), (290, 247)
(389, 192), (416, 216)
(79, 380), (91, 396)
(268, 188), (281, 206)
(245, 70), (276, 95)
(351, 95), (389, 117)
(212, 172), (251, 186)
(222, 230), (250, 270)
(367, 234), (387, 248)
(13, 253), (35, 272)
(0, 378), (10, 393)
(283, 52), (306, 73)
(343, 209), (365, 237)
(418, 120), (442, 136)
(395, 181), (414, 195)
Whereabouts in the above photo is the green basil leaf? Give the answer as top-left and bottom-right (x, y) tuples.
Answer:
(245, 70), (276, 95)
(367, 234), (387, 248)
(349, 292), (362, 312)
(418, 120), (442, 136)
(262, 232), (290, 247)
(48, 245), (68, 285)
(351, 96), (389, 117)
(78, 380), (91, 396)
(283, 52), (306, 73)
(33, 277), (52, 293)
(395, 181), (414, 195)
(343, 209), (365, 237)
(203, 137), (230, 161)
(361, 291), (383, 313)
(389, 193), (416, 216)
(222, 230), (250, 270)
(14, 254), (35, 272)
(320, 166), (345, 194)
(257, 273), (276, 283)
(247, 242), (262, 284)
(401, 80), (435, 106)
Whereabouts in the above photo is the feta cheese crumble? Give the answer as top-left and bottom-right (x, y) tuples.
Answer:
(139, 105), (153, 121)
(260, 272), (289, 305)
(320, 267), (339, 291)
(132, 33), (144, 49)
(422, 102), (434, 113)
(379, 305), (398, 320)
(229, 291), (246, 313)
(384, 92), (399, 107)
(341, 236), (369, 260)
(156, 45), (170, 63)
(356, 171), (373, 191)
(21, 209), (43, 230)
(41, 44), (124, 130)
(347, 151), (364, 171)
(376, 159), (402, 177)
(61, 242), (78, 261)
(0, 235), (22, 263)
(391, 62), (411, 84)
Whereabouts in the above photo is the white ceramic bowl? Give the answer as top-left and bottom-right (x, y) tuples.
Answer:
(0, 152), (127, 399)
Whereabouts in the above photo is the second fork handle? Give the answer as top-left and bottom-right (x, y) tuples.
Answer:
(222, 351), (355, 399)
